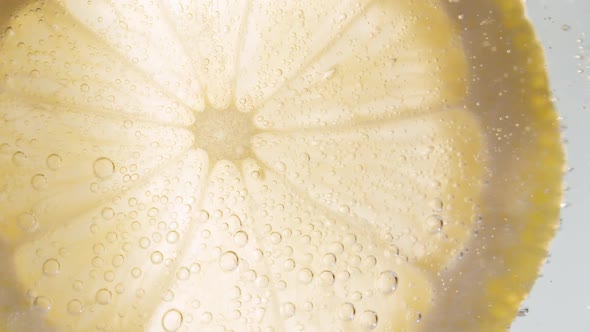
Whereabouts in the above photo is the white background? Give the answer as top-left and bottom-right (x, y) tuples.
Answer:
(512, 0), (590, 331)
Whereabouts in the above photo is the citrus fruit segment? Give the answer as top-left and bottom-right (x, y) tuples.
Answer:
(0, 0), (564, 331)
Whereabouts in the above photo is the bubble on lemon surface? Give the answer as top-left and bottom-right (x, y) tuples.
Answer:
(338, 302), (356, 321)
(112, 254), (125, 267)
(95, 288), (112, 305)
(319, 270), (335, 286)
(377, 270), (398, 294)
(139, 236), (150, 249)
(101, 207), (115, 220)
(297, 268), (313, 284)
(199, 312), (213, 324)
(131, 267), (142, 278)
(72, 280), (84, 292)
(197, 210), (209, 222)
(280, 302), (296, 318)
(359, 310), (379, 330)
(176, 267), (191, 281)
(12, 151), (28, 166)
(254, 274), (269, 288)
(283, 259), (295, 271)
(219, 251), (239, 271)
(150, 251), (164, 264)
(17, 212), (39, 232)
(33, 296), (52, 312)
(166, 231), (179, 244)
(162, 289), (175, 302)
(233, 230), (248, 247)
(93, 157), (115, 179)
(322, 253), (337, 267)
(67, 299), (83, 315)
(42, 258), (61, 276)
(161, 309), (183, 331)
(425, 214), (444, 233)
(30, 174), (48, 190)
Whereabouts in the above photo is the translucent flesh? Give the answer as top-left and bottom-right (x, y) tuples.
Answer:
(0, 0), (563, 331)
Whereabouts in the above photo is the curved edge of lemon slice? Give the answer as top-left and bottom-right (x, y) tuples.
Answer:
(420, 0), (565, 331)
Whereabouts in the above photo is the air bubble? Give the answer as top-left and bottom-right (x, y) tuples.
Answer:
(131, 267), (142, 278)
(101, 207), (115, 220)
(95, 288), (112, 305)
(198, 210), (210, 222)
(233, 231), (248, 247)
(67, 299), (83, 315)
(4, 27), (15, 37)
(12, 151), (27, 165)
(377, 271), (398, 294)
(190, 263), (201, 273)
(359, 310), (378, 329)
(112, 254), (125, 267)
(162, 289), (175, 302)
(425, 214), (443, 232)
(72, 280), (84, 291)
(319, 270), (335, 286)
(200, 311), (213, 323)
(162, 309), (183, 331)
(270, 232), (282, 244)
(338, 302), (355, 321)
(283, 259), (295, 271)
(322, 253), (337, 267)
(93, 157), (115, 179)
(115, 283), (125, 294)
(151, 251), (164, 264)
(139, 236), (151, 249)
(329, 242), (344, 254)
(33, 296), (52, 312)
(297, 268), (313, 284)
(166, 230), (180, 243)
(339, 204), (351, 214)
(219, 251), (239, 271)
(17, 212), (39, 232)
(255, 275), (270, 288)
(429, 198), (443, 211)
(31, 174), (48, 190)
(176, 267), (191, 281)
(43, 258), (61, 276)
(104, 270), (115, 282)
(280, 302), (296, 318)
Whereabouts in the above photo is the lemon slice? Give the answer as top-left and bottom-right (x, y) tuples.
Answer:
(0, 0), (563, 331)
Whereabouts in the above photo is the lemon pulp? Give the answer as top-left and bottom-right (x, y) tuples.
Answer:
(0, 0), (563, 331)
